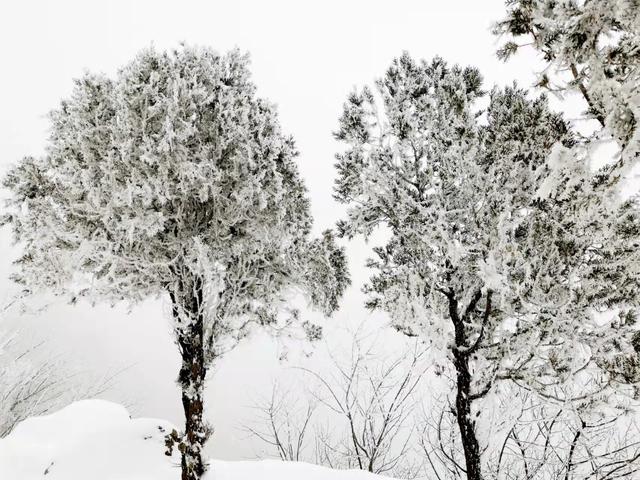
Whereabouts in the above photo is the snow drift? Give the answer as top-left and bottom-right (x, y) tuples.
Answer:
(0, 399), (395, 480)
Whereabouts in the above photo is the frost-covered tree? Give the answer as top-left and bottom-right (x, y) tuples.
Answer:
(494, 0), (640, 165)
(1, 45), (349, 480)
(334, 53), (640, 480)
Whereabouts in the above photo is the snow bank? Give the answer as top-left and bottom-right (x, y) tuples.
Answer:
(0, 400), (394, 480)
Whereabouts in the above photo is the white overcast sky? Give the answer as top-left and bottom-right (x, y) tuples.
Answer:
(0, 0), (588, 460)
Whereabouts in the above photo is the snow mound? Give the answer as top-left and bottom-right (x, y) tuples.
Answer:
(0, 400), (393, 480)
(0, 399), (176, 479)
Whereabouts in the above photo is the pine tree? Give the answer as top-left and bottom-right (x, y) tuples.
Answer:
(494, 0), (640, 398)
(333, 53), (640, 480)
(494, 0), (640, 166)
(1, 45), (349, 480)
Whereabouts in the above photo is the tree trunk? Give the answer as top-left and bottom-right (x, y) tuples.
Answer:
(452, 348), (483, 480)
(170, 276), (208, 480)
(447, 290), (483, 480)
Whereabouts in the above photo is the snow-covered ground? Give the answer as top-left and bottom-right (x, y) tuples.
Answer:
(0, 400), (396, 480)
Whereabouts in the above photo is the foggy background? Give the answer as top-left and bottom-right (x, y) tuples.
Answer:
(0, 0), (584, 460)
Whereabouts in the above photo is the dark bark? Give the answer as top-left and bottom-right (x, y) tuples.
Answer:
(452, 343), (483, 480)
(445, 288), (486, 480)
(170, 275), (208, 480)
(565, 420), (585, 480)
(569, 63), (606, 128)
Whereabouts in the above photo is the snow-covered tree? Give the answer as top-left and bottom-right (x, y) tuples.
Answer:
(494, 0), (640, 167)
(333, 53), (640, 480)
(1, 45), (349, 480)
